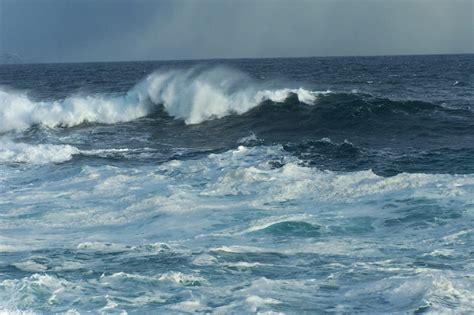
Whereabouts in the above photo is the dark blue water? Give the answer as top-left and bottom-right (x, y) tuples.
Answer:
(0, 55), (473, 313)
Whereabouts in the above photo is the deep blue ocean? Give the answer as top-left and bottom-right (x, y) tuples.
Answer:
(0, 55), (473, 314)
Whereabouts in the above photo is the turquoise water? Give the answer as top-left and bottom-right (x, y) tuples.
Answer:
(0, 55), (473, 313)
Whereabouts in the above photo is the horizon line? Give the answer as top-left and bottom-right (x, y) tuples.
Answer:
(2, 52), (473, 66)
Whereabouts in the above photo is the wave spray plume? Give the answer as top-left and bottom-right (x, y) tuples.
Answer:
(0, 67), (328, 132)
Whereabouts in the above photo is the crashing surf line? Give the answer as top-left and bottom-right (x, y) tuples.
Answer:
(0, 67), (330, 133)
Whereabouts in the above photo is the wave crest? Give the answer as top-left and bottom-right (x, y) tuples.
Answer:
(0, 89), (151, 133)
(133, 66), (328, 124)
(0, 67), (328, 132)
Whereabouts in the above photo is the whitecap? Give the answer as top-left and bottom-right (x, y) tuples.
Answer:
(0, 138), (79, 164)
(0, 67), (330, 132)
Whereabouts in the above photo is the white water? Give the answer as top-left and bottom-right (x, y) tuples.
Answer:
(0, 67), (330, 133)
(0, 138), (80, 164)
(1, 144), (473, 313)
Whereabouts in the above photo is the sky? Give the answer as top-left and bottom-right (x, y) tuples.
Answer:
(0, 0), (472, 63)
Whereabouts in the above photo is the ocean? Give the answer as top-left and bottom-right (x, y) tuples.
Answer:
(0, 54), (473, 313)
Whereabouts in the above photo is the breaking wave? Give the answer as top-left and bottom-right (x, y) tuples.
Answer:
(0, 66), (329, 132)
(0, 88), (151, 133)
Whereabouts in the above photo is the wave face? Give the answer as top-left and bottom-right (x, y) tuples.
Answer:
(0, 54), (473, 313)
(141, 66), (328, 124)
(0, 66), (329, 132)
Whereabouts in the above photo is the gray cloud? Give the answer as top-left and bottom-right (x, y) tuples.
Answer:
(0, 0), (472, 63)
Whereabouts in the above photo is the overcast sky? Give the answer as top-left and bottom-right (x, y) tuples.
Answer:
(0, 0), (472, 63)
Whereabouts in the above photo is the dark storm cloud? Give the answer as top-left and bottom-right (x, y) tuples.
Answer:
(0, 0), (472, 63)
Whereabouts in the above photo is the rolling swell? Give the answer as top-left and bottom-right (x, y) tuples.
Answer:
(283, 139), (474, 176)
(3, 65), (467, 135)
(1, 66), (473, 176)
(3, 88), (469, 139)
(237, 92), (472, 134)
(0, 66), (328, 133)
(195, 91), (474, 151)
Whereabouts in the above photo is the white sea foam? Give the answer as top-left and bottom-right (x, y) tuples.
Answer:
(139, 67), (329, 124)
(99, 271), (206, 287)
(192, 254), (218, 266)
(0, 88), (150, 132)
(11, 261), (47, 273)
(200, 146), (474, 205)
(211, 277), (315, 314)
(0, 274), (79, 310)
(0, 67), (329, 132)
(238, 132), (260, 145)
(0, 138), (79, 164)
(3, 144), (473, 231)
(2, 144), (473, 312)
(239, 214), (316, 234)
(225, 262), (268, 269)
(0, 139), (156, 164)
(76, 241), (128, 253)
(169, 299), (205, 313)
(159, 272), (208, 286)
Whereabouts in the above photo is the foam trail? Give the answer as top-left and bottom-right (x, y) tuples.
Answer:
(0, 67), (329, 132)
(0, 138), (80, 164)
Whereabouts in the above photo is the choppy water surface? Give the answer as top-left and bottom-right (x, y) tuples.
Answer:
(0, 55), (473, 313)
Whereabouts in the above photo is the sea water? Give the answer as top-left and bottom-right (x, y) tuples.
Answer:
(0, 55), (473, 313)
